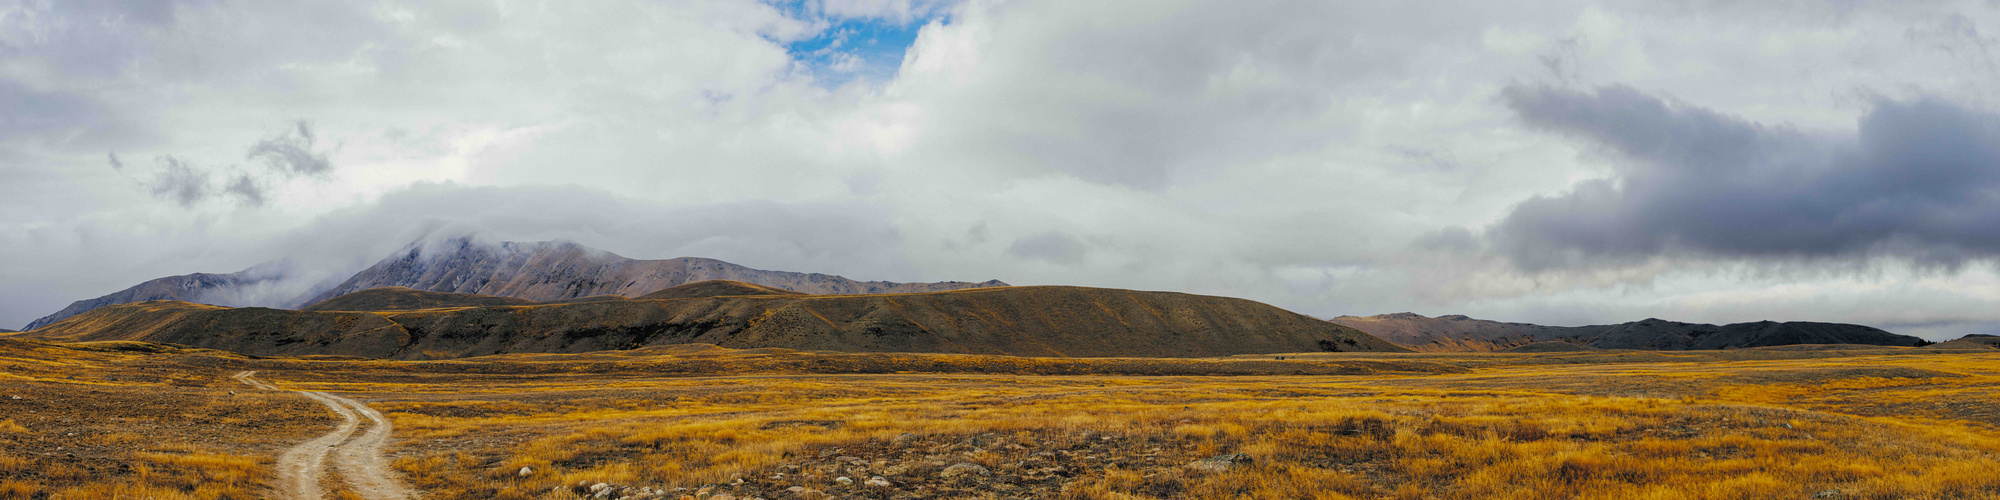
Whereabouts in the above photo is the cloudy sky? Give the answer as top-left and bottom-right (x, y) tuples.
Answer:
(7, 0), (2000, 338)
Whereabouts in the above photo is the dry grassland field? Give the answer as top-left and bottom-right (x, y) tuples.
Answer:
(8, 340), (2000, 499)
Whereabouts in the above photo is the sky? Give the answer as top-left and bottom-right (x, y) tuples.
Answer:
(6, 0), (2000, 339)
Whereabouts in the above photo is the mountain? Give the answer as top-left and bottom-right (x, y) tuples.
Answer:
(22, 262), (302, 331)
(23, 237), (1007, 331)
(22, 284), (1408, 359)
(1331, 313), (1921, 352)
(301, 287), (537, 312)
(299, 237), (1007, 305)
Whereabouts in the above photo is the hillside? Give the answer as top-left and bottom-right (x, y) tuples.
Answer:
(301, 286), (536, 311)
(1330, 313), (1602, 352)
(22, 285), (1405, 359)
(1333, 313), (1921, 352)
(1928, 334), (2000, 349)
(17, 300), (410, 358)
(22, 262), (298, 330)
(300, 237), (1008, 305)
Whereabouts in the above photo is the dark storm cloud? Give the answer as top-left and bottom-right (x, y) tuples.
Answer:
(247, 121), (332, 176)
(132, 121), (332, 207)
(1490, 84), (2000, 270)
(224, 173), (266, 206)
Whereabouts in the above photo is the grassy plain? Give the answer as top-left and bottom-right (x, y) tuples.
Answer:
(6, 340), (2000, 499)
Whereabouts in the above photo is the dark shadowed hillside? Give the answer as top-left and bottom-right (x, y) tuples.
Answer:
(20, 286), (1406, 359)
(14, 301), (410, 358)
(1333, 313), (1920, 352)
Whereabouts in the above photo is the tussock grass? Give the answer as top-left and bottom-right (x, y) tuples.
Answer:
(14, 337), (2000, 498)
(354, 353), (2000, 499)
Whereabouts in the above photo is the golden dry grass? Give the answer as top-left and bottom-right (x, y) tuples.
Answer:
(10, 339), (2000, 498)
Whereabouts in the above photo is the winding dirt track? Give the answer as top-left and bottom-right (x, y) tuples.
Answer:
(234, 371), (418, 499)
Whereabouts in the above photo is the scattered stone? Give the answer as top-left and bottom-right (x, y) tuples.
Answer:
(940, 463), (991, 478)
(592, 483), (611, 493)
(1185, 453), (1254, 472)
(518, 466), (534, 477)
(865, 476), (891, 487)
(1816, 489), (1844, 498)
(834, 476), (853, 485)
(892, 432), (920, 447)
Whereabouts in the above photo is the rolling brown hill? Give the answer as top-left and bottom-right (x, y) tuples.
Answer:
(301, 286), (537, 312)
(1333, 312), (1922, 352)
(300, 237), (1008, 306)
(1927, 335), (2000, 349)
(1330, 313), (1600, 352)
(19, 285), (1406, 359)
(14, 301), (411, 358)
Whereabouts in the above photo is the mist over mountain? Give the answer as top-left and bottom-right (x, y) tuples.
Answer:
(1332, 313), (1922, 352)
(22, 261), (318, 330)
(301, 236), (1005, 306)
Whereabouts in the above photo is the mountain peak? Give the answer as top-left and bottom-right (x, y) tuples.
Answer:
(300, 237), (1008, 306)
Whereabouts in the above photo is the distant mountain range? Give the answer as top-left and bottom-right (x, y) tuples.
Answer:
(22, 237), (1007, 330)
(18, 281), (1406, 359)
(1331, 312), (1924, 352)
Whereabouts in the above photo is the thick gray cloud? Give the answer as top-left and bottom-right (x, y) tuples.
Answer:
(223, 173), (265, 206)
(13, 0), (2000, 337)
(1492, 84), (2000, 270)
(128, 121), (334, 207)
(147, 156), (210, 207)
(246, 121), (332, 176)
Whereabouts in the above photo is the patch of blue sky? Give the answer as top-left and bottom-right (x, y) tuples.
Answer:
(770, 2), (942, 87)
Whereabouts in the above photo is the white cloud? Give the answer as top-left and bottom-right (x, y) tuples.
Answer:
(6, 0), (2000, 340)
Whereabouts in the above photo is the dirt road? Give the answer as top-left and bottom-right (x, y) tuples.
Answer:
(234, 371), (418, 500)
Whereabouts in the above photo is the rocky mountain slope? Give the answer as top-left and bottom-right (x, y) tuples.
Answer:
(299, 237), (1006, 305)
(22, 237), (1006, 331)
(19, 283), (1407, 359)
(301, 287), (537, 312)
(1332, 312), (1921, 352)
(23, 263), (298, 330)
